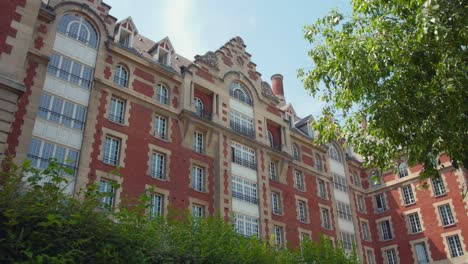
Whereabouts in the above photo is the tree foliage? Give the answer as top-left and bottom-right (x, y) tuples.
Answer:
(299, 0), (467, 179)
(0, 159), (358, 263)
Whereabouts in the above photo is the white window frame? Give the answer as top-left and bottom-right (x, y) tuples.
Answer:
(401, 185), (415, 205)
(336, 201), (353, 221)
(232, 176), (257, 204)
(234, 213), (259, 238)
(109, 96), (125, 124)
(150, 152), (165, 180)
(407, 212), (422, 234)
(398, 162), (409, 178)
(317, 178), (327, 200)
(192, 166), (205, 192)
(271, 192), (281, 215)
(154, 114), (167, 140)
(114, 65), (128, 87)
(99, 179), (115, 210)
(438, 204), (455, 226)
(384, 248), (398, 264)
(294, 170), (305, 191)
(379, 219), (393, 241)
(269, 161), (278, 181)
(103, 136), (121, 166)
(192, 204), (205, 218)
(328, 145), (341, 162)
(297, 200), (308, 223)
(375, 193), (387, 213)
(274, 225), (284, 248)
(357, 194), (365, 213)
(193, 131), (204, 153)
(333, 174), (348, 192)
(432, 176), (446, 196)
(320, 207), (332, 230)
(150, 193), (163, 218)
(446, 235), (464, 258)
(156, 84), (168, 105)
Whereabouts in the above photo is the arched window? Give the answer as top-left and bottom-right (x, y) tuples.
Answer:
(315, 154), (323, 172)
(267, 130), (274, 148)
(57, 14), (98, 49)
(230, 82), (252, 106)
(292, 144), (300, 161)
(328, 145), (341, 163)
(398, 162), (409, 178)
(113, 65), (128, 87)
(156, 84), (168, 104)
(194, 97), (203, 114)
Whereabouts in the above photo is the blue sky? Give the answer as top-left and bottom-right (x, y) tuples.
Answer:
(105, 0), (351, 118)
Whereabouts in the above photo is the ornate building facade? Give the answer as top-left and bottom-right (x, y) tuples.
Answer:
(0, 1), (467, 263)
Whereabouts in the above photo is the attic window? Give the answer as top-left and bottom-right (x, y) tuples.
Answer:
(119, 30), (131, 48)
(158, 48), (169, 66)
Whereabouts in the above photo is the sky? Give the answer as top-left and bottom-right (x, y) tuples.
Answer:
(104, 0), (351, 118)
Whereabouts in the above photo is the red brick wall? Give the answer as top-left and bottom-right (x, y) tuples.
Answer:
(88, 91), (215, 214)
(266, 123), (281, 146)
(0, 0), (25, 55)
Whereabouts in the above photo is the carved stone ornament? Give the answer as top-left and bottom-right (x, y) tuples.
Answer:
(195, 51), (219, 70)
(261, 81), (279, 103)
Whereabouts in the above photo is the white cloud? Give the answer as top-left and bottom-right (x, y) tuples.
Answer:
(158, 0), (206, 59)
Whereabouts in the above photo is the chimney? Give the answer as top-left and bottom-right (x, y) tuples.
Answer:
(271, 74), (285, 103)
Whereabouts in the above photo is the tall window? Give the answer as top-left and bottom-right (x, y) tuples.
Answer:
(193, 131), (204, 153)
(352, 173), (362, 187)
(154, 115), (167, 140)
(273, 226), (284, 248)
(336, 201), (353, 221)
(384, 248), (398, 264)
(230, 111), (255, 138)
(231, 142), (256, 169)
(414, 243), (430, 264)
(192, 204), (205, 218)
(398, 162), (409, 178)
(297, 200), (308, 223)
(232, 176), (257, 204)
(340, 232), (356, 251)
(230, 82), (252, 105)
(315, 154), (323, 171)
(292, 144), (300, 160)
(27, 138), (78, 171)
(103, 136), (120, 166)
(438, 204), (455, 226)
(267, 130), (274, 148)
(48, 53), (93, 89)
(191, 166), (205, 192)
(150, 152), (165, 180)
(57, 14), (98, 48)
(156, 84), (168, 104)
(361, 221), (370, 241)
(375, 193), (387, 213)
(401, 185), (415, 205)
(328, 145), (341, 162)
(366, 250), (375, 264)
(269, 161), (278, 181)
(194, 97), (203, 114)
(357, 194), (365, 212)
(271, 192), (281, 215)
(109, 97), (125, 124)
(114, 65), (128, 87)
(318, 179), (327, 200)
(333, 174), (348, 192)
(407, 213), (422, 234)
(321, 207), (331, 230)
(432, 176), (446, 196)
(234, 214), (259, 238)
(294, 170), (305, 191)
(379, 220), (393, 241)
(99, 180), (115, 210)
(150, 194), (163, 218)
(447, 235), (464, 257)
(38, 93), (86, 130)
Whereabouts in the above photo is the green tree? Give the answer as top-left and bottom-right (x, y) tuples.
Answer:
(299, 0), (467, 180)
(0, 158), (358, 263)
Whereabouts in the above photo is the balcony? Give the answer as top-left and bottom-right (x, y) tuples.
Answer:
(270, 142), (281, 151)
(232, 191), (258, 204)
(194, 109), (212, 121)
(232, 155), (256, 170)
(230, 120), (255, 138)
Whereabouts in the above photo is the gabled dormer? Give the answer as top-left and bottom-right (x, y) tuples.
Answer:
(148, 37), (175, 67)
(115, 17), (138, 48)
(295, 114), (315, 138)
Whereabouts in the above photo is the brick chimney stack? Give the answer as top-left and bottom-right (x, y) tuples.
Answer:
(271, 74), (285, 103)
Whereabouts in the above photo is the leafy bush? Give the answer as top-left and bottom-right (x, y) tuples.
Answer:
(0, 158), (358, 263)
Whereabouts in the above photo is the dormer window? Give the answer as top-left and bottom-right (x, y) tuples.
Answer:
(115, 18), (137, 48)
(118, 29), (131, 48)
(158, 47), (169, 65)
